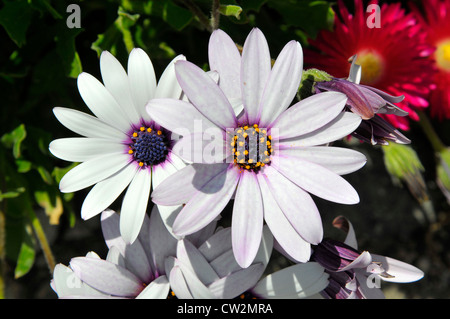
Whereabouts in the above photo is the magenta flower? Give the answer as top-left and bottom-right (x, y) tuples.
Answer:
(147, 28), (366, 268)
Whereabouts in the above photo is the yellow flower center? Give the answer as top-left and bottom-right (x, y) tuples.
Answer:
(356, 50), (385, 85)
(231, 124), (271, 172)
(435, 39), (450, 71)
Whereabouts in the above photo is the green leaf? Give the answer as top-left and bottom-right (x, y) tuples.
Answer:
(34, 190), (63, 225)
(1, 124), (27, 159)
(219, 5), (243, 20)
(0, 0), (34, 47)
(162, 1), (193, 31)
(14, 224), (36, 279)
(298, 68), (332, 100)
(0, 187), (25, 201)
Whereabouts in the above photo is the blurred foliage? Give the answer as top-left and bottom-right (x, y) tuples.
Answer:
(0, 0), (335, 291)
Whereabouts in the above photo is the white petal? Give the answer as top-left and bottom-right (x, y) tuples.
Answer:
(53, 107), (127, 140)
(232, 171), (264, 268)
(49, 137), (126, 163)
(278, 146), (367, 175)
(252, 262), (329, 299)
(270, 92), (348, 140)
(259, 40), (303, 127)
(59, 153), (130, 193)
(276, 111), (362, 148)
(77, 72), (131, 132)
(155, 54), (186, 99)
(128, 48), (157, 122)
(81, 164), (137, 220)
(119, 168), (152, 244)
(240, 28), (271, 124)
(371, 254), (424, 283)
(100, 51), (141, 124)
(273, 155), (360, 205)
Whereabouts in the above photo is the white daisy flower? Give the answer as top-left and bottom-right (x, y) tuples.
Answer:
(49, 48), (186, 244)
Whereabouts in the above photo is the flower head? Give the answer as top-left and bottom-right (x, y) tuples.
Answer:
(49, 49), (187, 244)
(147, 28), (366, 268)
(305, 0), (435, 131)
(310, 216), (424, 299)
(412, 0), (450, 120)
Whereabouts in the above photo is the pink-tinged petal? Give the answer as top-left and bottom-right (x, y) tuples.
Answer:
(198, 227), (233, 262)
(252, 262), (329, 299)
(155, 54), (186, 99)
(340, 251), (372, 271)
(69, 257), (143, 297)
(119, 168), (152, 244)
(172, 165), (240, 236)
(59, 153), (130, 193)
(208, 29), (242, 100)
(256, 173), (312, 262)
(77, 72), (131, 132)
(270, 92), (348, 140)
(176, 240), (219, 285)
(100, 51), (141, 124)
(136, 276), (170, 299)
(146, 98), (217, 136)
(49, 137), (126, 163)
(101, 210), (125, 254)
(175, 60), (237, 130)
(241, 28), (271, 123)
(231, 171), (264, 268)
(278, 146), (367, 175)
(263, 165), (323, 244)
(276, 111), (362, 148)
(370, 254), (424, 283)
(81, 164), (137, 220)
(332, 215), (358, 249)
(52, 264), (106, 298)
(273, 155), (360, 205)
(208, 263), (265, 299)
(52, 107), (128, 141)
(259, 40), (304, 127)
(151, 163), (230, 206)
(127, 48), (157, 122)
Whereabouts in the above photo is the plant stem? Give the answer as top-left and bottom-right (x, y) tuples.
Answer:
(28, 209), (55, 274)
(418, 110), (446, 153)
(210, 0), (221, 31)
(0, 207), (5, 299)
(180, 0), (212, 32)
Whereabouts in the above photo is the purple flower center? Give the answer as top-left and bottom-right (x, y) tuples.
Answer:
(231, 124), (271, 172)
(128, 126), (169, 168)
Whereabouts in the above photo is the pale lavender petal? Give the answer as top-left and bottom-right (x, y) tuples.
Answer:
(240, 28), (271, 123)
(259, 40), (303, 127)
(276, 112), (362, 148)
(81, 164), (137, 220)
(252, 262), (329, 299)
(101, 210), (125, 254)
(171, 132), (226, 164)
(59, 153), (130, 193)
(277, 146), (367, 175)
(136, 276), (170, 299)
(151, 163), (230, 206)
(123, 236), (153, 283)
(208, 29), (241, 100)
(52, 264), (106, 298)
(270, 92), (347, 140)
(232, 171), (264, 268)
(175, 60), (237, 130)
(273, 155), (360, 205)
(49, 137), (126, 163)
(127, 48), (157, 122)
(77, 72), (131, 132)
(332, 215), (359, 249)
(172, 165), (240, 236)
(370, 254), (424, 283)
(263, 165), (323, 244)
(69, 257), (143, 297)
(198, 228), (233, 262)
(146, 98), (217, 136)
(208, 263), (265, 299)
(120, 168), (151, 244)
(256, 173), (312, 262)
(52, 107), (128, 141)
(100, 51), (141, 124)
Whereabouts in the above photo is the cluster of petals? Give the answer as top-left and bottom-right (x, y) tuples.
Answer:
(147, 28), (366, 268)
